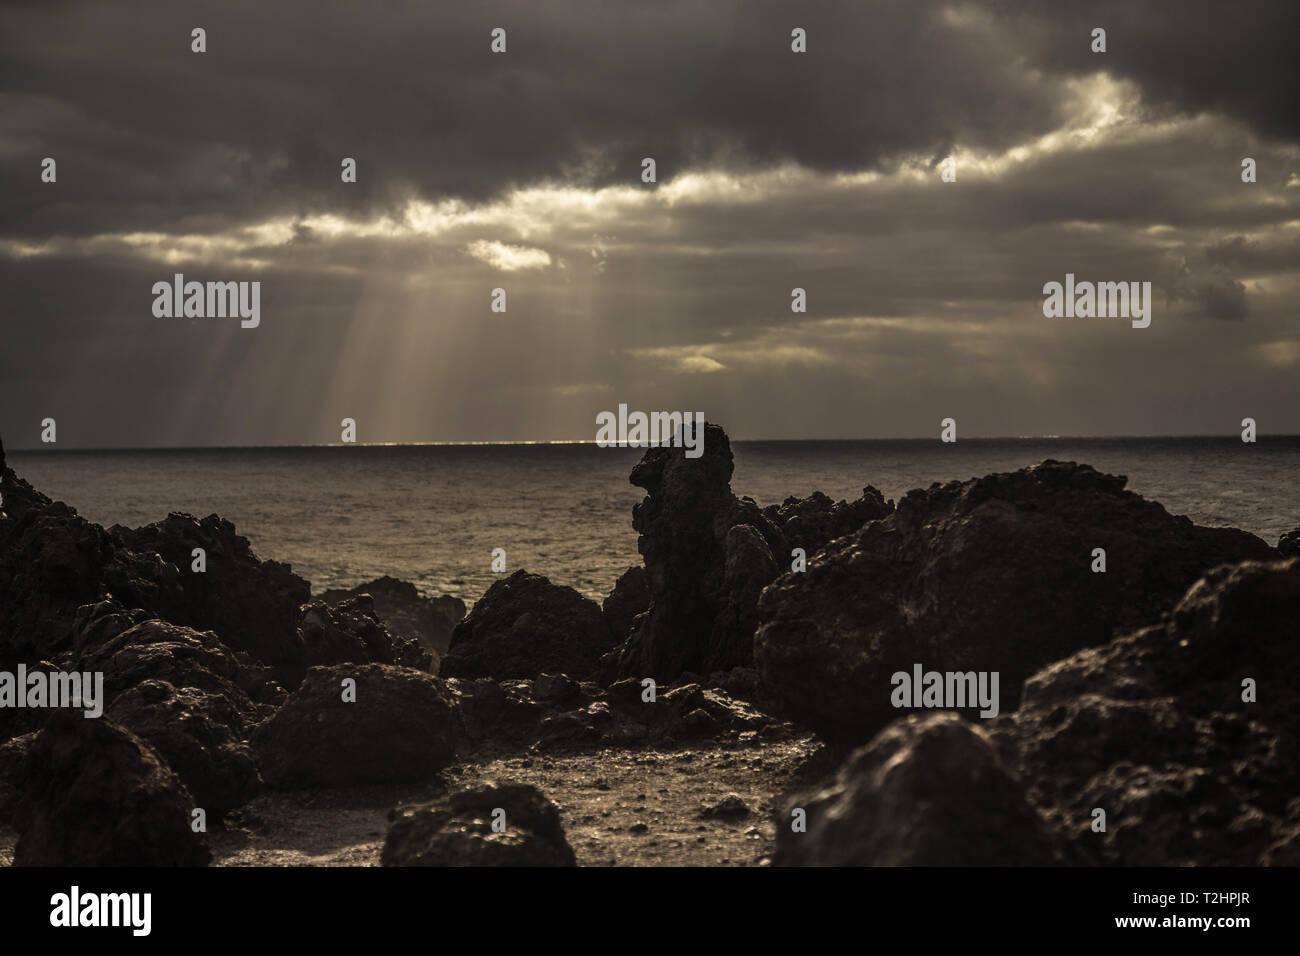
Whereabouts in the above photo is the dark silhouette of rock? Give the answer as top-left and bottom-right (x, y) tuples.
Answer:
(612, 425), (779, 680)
(0, 451), (313, 672)
(602, 566), (649, 643)
(0, 462), (117, 663)
(1279, 525), (1300, 557)
(756, 460), (1276, 743)
(253, 664), (457, 789)
(297, 594), (431, 672)
(71, 596), (152, 655)
(763, 487), (894, 557)
(82, 620), (263, 716)
(107, 679), (260, 816)
(701, 793), (751, 819)
(381, 781), (576, 866)
(13, 711), (210, 866)
(441, 570), (614, 681)
(319, 576), (464, 655)
(991, 557), (1300, 866)
(0, 732), (35, 826)
(110, 513), (310, 667)
(776, 713), (1062, 866)
(612, 424), (891, 683)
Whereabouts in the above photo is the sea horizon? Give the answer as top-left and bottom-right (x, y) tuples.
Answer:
(6, 432), (1300, 453)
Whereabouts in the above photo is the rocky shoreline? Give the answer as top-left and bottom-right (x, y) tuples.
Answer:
(1, 428), (1297, 866)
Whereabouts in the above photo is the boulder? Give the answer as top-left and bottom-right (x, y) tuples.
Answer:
(13, 711), (210, 866)
(992, 557), (1300, 866)
(296, 595), (432, 670)
(318, 576), (465, 656)
(441, 570), (613, 681)
(756, 460), (1276, 743)
(253, 664), (457, 789)
(1279, 525), (1300, 557)
(381, 781), (576, 866)
(775, 713), (1062, 866)
(107, 679), (260, 815)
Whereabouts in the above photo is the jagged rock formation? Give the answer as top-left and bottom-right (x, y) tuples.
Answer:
(755, 460), (1276, 743)
(110, 513), (310, 666)
(611, 423), (892, 682)
(298, 594), (431, 672)
(318, 575), (465, 657)
(602, 566), (650, 644)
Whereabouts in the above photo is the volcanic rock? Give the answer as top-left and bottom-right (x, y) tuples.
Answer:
(253, 664), (457, 789)
(299, 590), (431, 671)
(441, 570), (614, 681)
(107, 678), (260, 815)
(13, 710), (210, 866)
(992, 557), (1300, 866)
(0, 732), (35, 826)
(763, 487), (894, 558)
(775, 713), (1062, 866)
(602, 566), (650, 643)
(755, 460), (1276, 743)
(381, 781), (576, 866)
(612, 424), (892, 683)
(0, 461), (117, 663)
(318, 575), (465, 656)
(110, 512), (310, 667)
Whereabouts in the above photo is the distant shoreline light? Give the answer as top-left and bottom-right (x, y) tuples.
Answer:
(6, 434), (1300, 453)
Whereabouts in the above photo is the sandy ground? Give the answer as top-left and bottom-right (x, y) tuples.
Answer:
(0, 734), (826, 867)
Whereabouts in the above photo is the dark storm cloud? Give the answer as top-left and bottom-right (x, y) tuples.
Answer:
(995, 0), (1300, 142)
(2, 0), (1299, 446)
(2, 0), (1076, 237)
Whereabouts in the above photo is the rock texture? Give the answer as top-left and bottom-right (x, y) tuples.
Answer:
(110, 512), (310, 667)
(602, 566), (650, 644)
(318, 575), (465, 657)
(991, 557), (1300, 866)
(253, 664), (458, 789)
(107, 678), (260, 815)
(756, 460), (1276, 743)
(612, 423), (891, 682)
(382, 781), (576, 866)
(0, 454), (117, 663)
(441, 570), (614, 681)
(776, 714), (1062, 866)
(13, 711), (210, 866)
(1279, 525), (1300, 557)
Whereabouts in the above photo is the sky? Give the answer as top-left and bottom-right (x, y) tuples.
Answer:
(2, 0), (1299, 448)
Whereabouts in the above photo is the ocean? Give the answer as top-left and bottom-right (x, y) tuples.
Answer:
(9, 437), (1299, 606)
